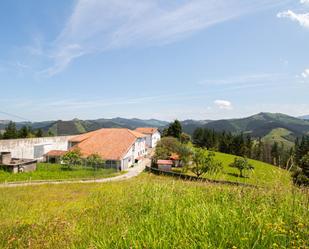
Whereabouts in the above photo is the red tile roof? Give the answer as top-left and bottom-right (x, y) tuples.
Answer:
(135, 127), (158, 135)
(69, 128), (146, 160)
(45, 150), (67, 157)
(157, 160), (173, 165)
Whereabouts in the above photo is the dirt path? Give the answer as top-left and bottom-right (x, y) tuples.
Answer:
(0, 158), (150, 188)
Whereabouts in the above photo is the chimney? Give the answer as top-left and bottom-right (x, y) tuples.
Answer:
(0, 152), (12, 165)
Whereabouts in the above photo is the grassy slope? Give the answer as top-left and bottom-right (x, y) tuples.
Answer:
(0, 174), (308, 248)
(262, 128), (295, 148)
(0, 163), (121, 183)
(174, 151), (291, 187)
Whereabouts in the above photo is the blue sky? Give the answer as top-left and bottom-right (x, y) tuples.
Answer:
(0, 0), (308, 122)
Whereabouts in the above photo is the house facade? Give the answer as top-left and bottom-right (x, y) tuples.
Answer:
(134, 127), (161, 148)
(68, 128), (147, 171)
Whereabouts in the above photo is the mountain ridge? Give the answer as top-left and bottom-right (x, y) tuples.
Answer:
(1, 113), (309, 144)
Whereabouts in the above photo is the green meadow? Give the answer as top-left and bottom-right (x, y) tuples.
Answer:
(173, 151), (291, 187)
(0, 163), (120, 183)
(0, 174), (308, 249)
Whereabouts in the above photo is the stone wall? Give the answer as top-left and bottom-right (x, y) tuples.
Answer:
(0, 136), (74, 160)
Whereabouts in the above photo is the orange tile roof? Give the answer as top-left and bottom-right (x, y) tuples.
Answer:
(135, 127), (158, 135)
(45, 150), (67, 157)
(69, 128), (146, 160)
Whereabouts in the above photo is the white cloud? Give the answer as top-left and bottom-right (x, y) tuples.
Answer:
(277, 10), (309, 28)
(301, 68), (309, 78)
(214, 100), (233, 110)
(277, 0), (309, 28)
(38, 0), (285, 76)
(300, 0), (309, 5)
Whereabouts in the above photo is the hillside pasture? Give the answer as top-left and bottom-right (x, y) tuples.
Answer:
(173, 151), (291, 187)
(0, 174), (308, 248)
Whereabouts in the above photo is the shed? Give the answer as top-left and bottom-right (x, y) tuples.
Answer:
(44, 150), (67, 163)
(157, 159), (173, 172)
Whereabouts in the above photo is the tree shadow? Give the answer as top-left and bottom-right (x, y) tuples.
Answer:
(227, 172), (249, 178)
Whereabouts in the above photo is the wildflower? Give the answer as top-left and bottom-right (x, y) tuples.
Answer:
(297, 223), (304, 229)
(272, 243), (278, 248)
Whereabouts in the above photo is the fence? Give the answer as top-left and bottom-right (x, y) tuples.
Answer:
(145, 166), (257, 188)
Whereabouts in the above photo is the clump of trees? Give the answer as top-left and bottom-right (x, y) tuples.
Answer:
(162, 120), (191, 143)
(154, 137), (192, 168)
(0, 121), (46, 139)
(229, 157), (254, 178)
(292, 136), (309, 186)
(192, 128), (293, 169)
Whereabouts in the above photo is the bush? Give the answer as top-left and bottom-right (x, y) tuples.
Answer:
(61, 149), (82, 169)
(85, 154), (105, 169)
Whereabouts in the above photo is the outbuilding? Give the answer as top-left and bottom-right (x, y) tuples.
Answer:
(157, 159), (173, 172)
(0, 152), (37, 174)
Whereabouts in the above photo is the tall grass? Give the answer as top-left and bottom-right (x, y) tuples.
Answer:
(0, 174), (308, 248)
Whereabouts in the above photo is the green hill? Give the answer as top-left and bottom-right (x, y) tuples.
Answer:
(174, 151), (291, 187)
(262, 128), (295, 148)
(180, 113), (309, 148)
(203, 112), (309, 136)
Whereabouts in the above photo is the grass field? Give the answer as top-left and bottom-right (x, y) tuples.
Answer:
(0, 163), (121, 183)
(0, 174), (308, 248)
(262, 128), (295, 148)
(173, 151), (291, 187)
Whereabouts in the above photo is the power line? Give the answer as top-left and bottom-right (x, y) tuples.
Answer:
(0, 110), (30, 122)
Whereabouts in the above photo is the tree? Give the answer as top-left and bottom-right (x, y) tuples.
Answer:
(61, 149), (82, 169)
(176, 144), (192, 169)
(191, 148), (208, 178)
(36, 129), (43, 138)
(293, 152), (309, 186)
(229, 157), (254, 177)
(86, 154), (105, 169)
(166, 120), (182, 139)
(153, 137), (182, 161)
(3, 121), (18, 139)
(180, 132), (191, 144)
(191, 149), (222, 178)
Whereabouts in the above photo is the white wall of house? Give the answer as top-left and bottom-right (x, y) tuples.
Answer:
(144, 135), (152, 148)
(121, 137), (146, 170)
(0, 136), (73, 160)
(151, 131), (161, 148)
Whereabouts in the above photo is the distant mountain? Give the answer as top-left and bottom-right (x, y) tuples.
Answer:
(180, 119), (212, 135)
(1, 113), (309, 146)
(0, 118), (169, 136)
(199, 113), (309, 147)
(299, 115), (309, 120)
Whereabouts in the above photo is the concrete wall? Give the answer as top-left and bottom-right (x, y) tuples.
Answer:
(0, 136), (74, 160)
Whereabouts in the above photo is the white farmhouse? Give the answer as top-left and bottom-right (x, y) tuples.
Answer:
(135, 127), (161, 148)
(68, 128), (147, 171)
